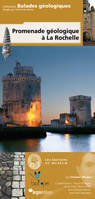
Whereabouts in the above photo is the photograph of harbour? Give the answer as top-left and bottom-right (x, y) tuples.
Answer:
(0, 46), (95, 152)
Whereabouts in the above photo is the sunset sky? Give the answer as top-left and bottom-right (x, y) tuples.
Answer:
(0, 46), (95, 124)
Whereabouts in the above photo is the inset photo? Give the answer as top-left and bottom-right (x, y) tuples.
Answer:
(83, 0), (95, 45)
(0, 152), (25, 199)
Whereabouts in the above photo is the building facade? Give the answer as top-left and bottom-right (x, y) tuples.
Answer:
(51, 113), (77, 128)
(69, 95), (91, 125)
(83, 0), (95, 41)
(2, 62), (41, 126)
(51, 119), (60, 128)
(60, 113), (76, 126)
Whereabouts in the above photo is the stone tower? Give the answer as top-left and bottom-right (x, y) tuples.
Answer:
(2, 62), (41, 126)
(69, 95), (91, 126)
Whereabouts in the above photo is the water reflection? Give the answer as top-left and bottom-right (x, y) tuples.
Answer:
(26, 139), (41, 151)
(0, 139), (41, 152)
(90, 135), (95, 151)
(38, 133), (72, 152)
(69, 134), (91, 152)
(0, 132), (95, 152)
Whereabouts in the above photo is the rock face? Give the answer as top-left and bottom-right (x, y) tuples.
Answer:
(2, 62), (41, 127)
(0, 152), (25, 199)
(2, 27), (11, 60)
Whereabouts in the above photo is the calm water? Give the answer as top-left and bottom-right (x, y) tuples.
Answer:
(0, 132), (95, 152)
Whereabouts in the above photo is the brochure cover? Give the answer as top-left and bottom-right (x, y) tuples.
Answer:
(0, 0), (95, 199)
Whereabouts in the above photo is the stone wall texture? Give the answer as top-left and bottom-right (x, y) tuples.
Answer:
(0, 152), (25, 199)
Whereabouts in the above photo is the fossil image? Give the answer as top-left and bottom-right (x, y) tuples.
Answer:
(2, 27), (11, 60)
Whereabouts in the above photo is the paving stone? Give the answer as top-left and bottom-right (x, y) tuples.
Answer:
(6, 186), (12, 196)
(0, 179), (6, 186)
(20, 181), (25, 188)
(22, 176), (25, 181)
(0, 171), (5, 175)
(2, 162), (7, 167)
(13, 176), (21, 181)
(5, 182), (11, 187)
(12, 181), (19, 188)
(2, 185), (6, 193)
(7, 171), (12, 177)
(7, 177), (12, 181)
(12, 189), (23, 197)
(7, 162), (14, 167)
(0, 191), (2, 197)
(1, 196), (9, 199)
(3, 168), (9, 171)
(13, 166), (22, 170)
(11, 198), (18, 199)
(14, 161), (20, 166)
(19, 171), (25, 175)
(2, 173), (7, 179)
(13, 170), (19, 175)
(20, 162), (25, 166)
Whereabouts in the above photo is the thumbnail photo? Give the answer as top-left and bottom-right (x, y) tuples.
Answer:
(83, 0), (95, 45)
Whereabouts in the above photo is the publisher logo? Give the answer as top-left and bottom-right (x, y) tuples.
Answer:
(30, 171), (49, 186)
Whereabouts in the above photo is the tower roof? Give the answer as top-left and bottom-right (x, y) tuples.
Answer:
(69, 95), (91, 101)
